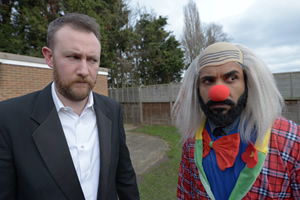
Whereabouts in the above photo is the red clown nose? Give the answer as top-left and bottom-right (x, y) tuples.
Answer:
(208, 85), (230, 102)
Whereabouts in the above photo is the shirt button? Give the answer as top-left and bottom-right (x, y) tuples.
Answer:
(81, 145), (85, 149)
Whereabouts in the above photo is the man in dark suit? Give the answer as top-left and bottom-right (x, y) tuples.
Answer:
(0, 13), (139, 200)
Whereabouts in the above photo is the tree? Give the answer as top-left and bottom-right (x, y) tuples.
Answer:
(181, 0), (232, 66)
(107, 8), (185, 88)
(133, 14), (184, 86)
(155, 35), (184, 84)
(0, 0), (185, 88)
(0, 0), (18, 54)
(181, 0), (204, 66)
(0, 0), (50, 56)
(205, 22), (231, 47)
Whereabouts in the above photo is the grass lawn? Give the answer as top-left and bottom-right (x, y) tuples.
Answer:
(134, 125), (182, 200)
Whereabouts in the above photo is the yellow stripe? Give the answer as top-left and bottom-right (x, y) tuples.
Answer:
(255, 128), (271, 154)
(196, 120), (206, 140)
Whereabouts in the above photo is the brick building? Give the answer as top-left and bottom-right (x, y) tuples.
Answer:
(0, 52), (108, 101)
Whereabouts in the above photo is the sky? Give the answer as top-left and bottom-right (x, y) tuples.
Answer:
(129, 0), (300, 73)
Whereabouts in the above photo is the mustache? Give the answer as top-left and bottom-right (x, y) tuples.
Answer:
(72, 77), (93, 85)
(206, 99), (235, 106)
(73, 77), (88, 82)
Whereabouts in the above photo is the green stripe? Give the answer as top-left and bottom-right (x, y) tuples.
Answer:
(229, 151), (267, 200)
(195, 139), (215, 200)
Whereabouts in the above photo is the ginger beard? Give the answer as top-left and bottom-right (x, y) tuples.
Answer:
(198, 86), (248, 127)
(53, 61), (96, 101)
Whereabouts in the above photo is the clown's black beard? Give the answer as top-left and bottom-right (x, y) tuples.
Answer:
(198, 87), (248, 127)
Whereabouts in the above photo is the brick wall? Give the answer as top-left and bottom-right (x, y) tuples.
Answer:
(93, 72), (109, 97)
(0, 52), (108, 101)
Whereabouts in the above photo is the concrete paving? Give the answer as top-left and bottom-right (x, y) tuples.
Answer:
(124, 124), (168, 183)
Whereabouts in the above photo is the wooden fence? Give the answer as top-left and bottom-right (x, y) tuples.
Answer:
(109, 84), (181, 125)
(274, 71), (300, 124)
(109, 71), (300, 125)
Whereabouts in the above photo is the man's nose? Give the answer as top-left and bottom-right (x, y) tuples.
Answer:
(77, 60), (89, 77)
(209, 84), (230, 102)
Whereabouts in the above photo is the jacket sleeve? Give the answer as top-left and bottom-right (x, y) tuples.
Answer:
(291, 123), (300, 198)
(177, 141), (193, 200)
(0, 130), (17, 200)
(291, 160), (300, 198)
(115, 107), (140, 200)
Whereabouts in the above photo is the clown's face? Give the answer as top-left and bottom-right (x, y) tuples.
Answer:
(198, 61), (247, 126)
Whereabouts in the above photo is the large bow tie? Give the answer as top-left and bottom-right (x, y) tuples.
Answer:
(202, 129), (240, 171)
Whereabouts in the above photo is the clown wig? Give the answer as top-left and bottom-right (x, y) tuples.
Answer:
(172, 43), (285, 146)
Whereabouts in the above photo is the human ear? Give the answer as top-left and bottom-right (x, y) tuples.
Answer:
(42, 47), (54, 68)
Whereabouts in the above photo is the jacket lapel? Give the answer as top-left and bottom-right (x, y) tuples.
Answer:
(93, 96), (112, 200)
(31, 84), (85, 200)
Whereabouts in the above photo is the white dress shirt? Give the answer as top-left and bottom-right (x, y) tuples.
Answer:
(51, 83), (100, 200)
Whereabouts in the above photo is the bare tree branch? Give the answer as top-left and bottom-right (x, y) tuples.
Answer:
(205, 22), (232, 47)
(181, 0), (204, 66)
(181, 0), (232, 66)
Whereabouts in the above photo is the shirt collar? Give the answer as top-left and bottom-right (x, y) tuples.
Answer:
(51, 82), (94, 112)
(208, 116), (240, 135)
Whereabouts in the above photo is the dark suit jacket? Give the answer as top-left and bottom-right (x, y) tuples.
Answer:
(0, 84), (139, 200)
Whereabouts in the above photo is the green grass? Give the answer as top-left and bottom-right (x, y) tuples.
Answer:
(134, 125), (182, 200)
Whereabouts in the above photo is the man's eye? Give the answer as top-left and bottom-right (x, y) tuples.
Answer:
(89, 59), (98, 64)
(228, 75), (237, 82)
(68, 56), (79, 59)
(202, 79), (214, 84)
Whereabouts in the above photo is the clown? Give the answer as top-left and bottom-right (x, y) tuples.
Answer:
(173, 42), (300, 199)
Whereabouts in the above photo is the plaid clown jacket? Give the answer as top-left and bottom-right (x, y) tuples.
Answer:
(177, 116), (300, 199)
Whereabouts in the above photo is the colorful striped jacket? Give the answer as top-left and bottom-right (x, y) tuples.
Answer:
(177, 116), (300, 199)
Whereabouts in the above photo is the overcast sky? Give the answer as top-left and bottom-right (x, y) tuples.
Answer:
(129, 0), (300, 73)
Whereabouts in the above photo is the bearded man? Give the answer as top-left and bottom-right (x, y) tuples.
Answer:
(0, 13), (139, 200)
(173, 42), (300, 199)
